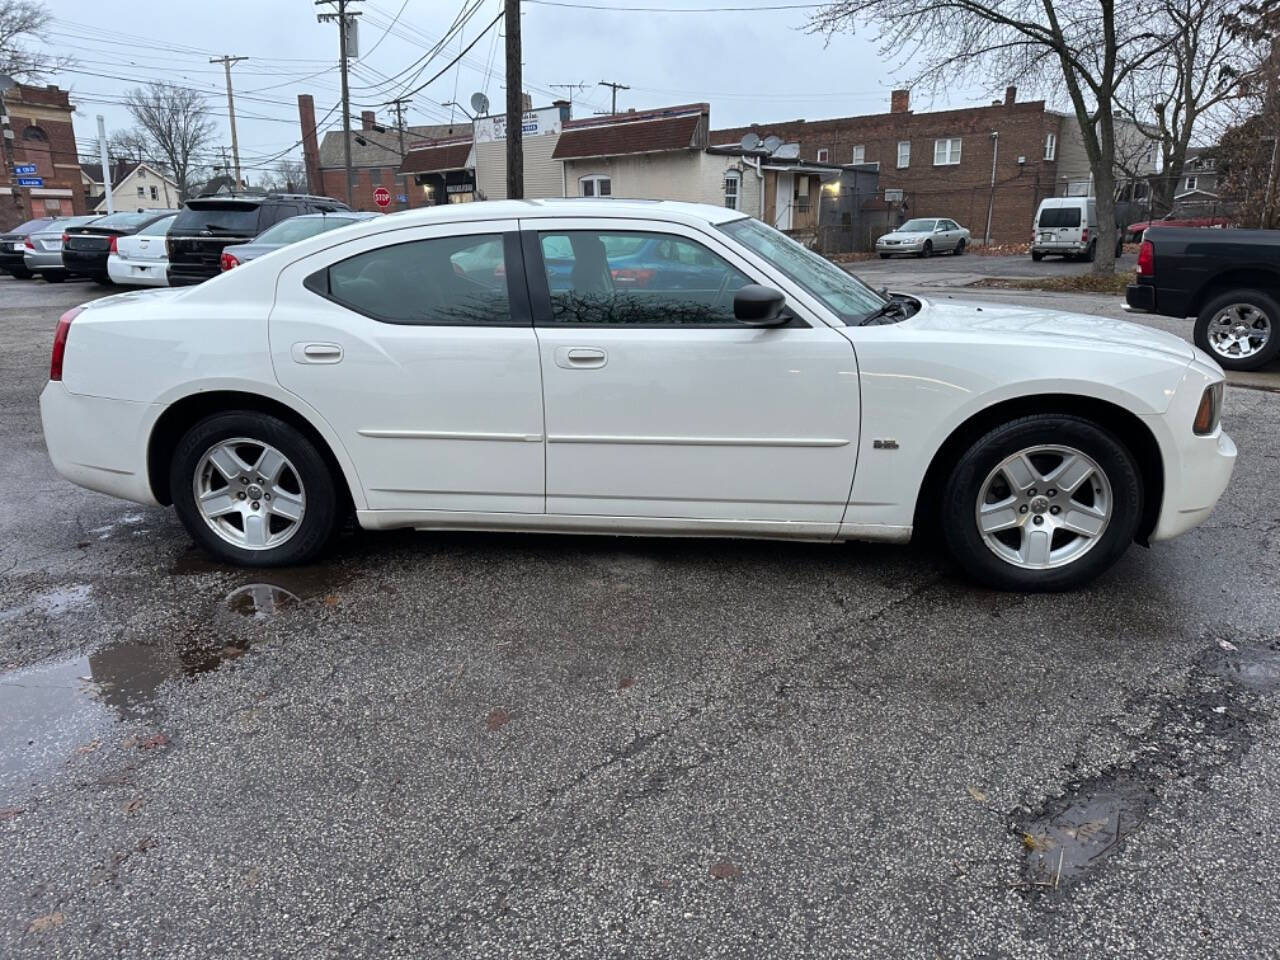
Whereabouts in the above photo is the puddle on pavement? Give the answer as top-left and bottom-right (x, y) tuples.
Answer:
(1198, 640), (1280, 694)
(0, 584), (94, 623)
(1021, 776), (1157, 887)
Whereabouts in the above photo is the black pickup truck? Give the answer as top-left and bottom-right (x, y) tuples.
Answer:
(1126, 227), (1279, 371)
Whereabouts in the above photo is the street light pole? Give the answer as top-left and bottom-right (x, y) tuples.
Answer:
(96, 115), (114, 214)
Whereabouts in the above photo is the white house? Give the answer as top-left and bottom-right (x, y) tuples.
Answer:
(81, 161), (179, 212)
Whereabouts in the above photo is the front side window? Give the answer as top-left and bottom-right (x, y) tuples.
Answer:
(314, 233), (510, 325)
(538, 230), (752, 326)
(719, 216), (884, 325)
(934, 138), (962, 165)
(723, 170), (740, 210)
(897, 141), (910, 168)
(579, 175), (612, 198)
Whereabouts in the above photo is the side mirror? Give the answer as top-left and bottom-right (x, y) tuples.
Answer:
(733, 284), (788, 327)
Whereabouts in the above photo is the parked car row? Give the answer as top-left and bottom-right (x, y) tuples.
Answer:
(0, 193), (359, 288)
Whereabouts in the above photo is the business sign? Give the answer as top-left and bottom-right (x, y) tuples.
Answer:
(884, 188), (904, 203)
(474, 107), (562, 144)
(15, 163), (37, 175)
(16, 176), (43, 187)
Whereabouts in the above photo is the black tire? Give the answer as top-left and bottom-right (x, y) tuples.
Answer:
(879, 253), (891, 259)
(1115, 239), (1124, 259)
(41, 272), (65, 283)
(9, 266), (32, 279)
(1084, 241), (1097, 262)
(1193, 288), (1280, 371)
(939, 415), (1142, 591)
(170, 411), (341, 567)
(921, 241), (933, 258)
(954, 239), (966, 256)
(1031, 251), (1044, 262)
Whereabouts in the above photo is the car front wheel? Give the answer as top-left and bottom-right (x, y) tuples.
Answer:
(1193, 289), (1279, 371)
(920, 241), (933, 258)
(940, 415), (1141, 591)
(171, 411), (341, 567)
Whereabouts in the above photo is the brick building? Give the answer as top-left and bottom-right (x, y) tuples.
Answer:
(1, 83), (86, 231)
(713, 88), (1152, 244)
(298, 94), (468, 212)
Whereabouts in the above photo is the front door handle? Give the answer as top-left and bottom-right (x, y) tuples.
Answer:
(555, 346), (607, 369)
(292, 342), (343, 364)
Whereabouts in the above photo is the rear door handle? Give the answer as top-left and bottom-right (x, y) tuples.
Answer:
(555, 346), (607, 369)
(292, 342), (343, 364)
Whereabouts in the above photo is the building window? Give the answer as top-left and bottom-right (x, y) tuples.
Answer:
(723, 170), (741, 210)
(150, 186), (158, 200)
(1044, 133), (1057, 161)
(22, 125), (48, 142)
(816, 148), (829, 163)
(137, 186), (145, 197)
(852, 145), (865, 165)
(579, 174), (611, 197)
(138, 168), (146, 179)
(897, 141), (910, 168)
(933, 138), (962, 165)
(1184, 176), (1197, 191)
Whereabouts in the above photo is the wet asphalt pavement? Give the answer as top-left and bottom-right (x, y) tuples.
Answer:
(2, 274), (1279, 959)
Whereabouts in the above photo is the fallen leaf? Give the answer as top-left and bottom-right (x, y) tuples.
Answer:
(137, 733), (169, 751)
(0, 806), (24, 821)
(1218, 639), (1239, 652)
(966, 785), (987, 803)
(75, 740), (102, 756)
(121, 796), (144, 816)
(26, 912), (64, 933)
(486, 708), (510, 732)
(709, 860), (742, 880)
(322, 594), (340, 607)
(1022, 832), (1055, 852)
(618, 675), (636, 690)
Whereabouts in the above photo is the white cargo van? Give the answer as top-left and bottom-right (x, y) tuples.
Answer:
(1030, 197), (1124, 262)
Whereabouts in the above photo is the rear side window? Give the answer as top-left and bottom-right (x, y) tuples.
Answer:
(174, 204), (261, 234)
(1038, 207), (1082, 228)
(311, 234), (510, 325)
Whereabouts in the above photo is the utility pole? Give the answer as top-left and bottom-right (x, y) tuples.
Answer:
(0, 74), (25, 225)
(984, 130), (999, 246)
(505, 0), (523, 199)
(318, 0), (361, 206)
(388, 97), (410, 206)
(598, 80), (629, 115)
(210, 55), (247, 190)
(550, 82), (586, 118)
(96, 115), (114, 214)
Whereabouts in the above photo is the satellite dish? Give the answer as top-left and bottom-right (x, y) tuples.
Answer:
(470, 92), (490, 115)
(763, 135), (783, 154)
(739, 132), (761, 152)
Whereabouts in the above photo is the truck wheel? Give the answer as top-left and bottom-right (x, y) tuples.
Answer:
(1194, 289), (1280, 371)
(940, 415), (1141, 591)
(170, 411), (342, 567)
(1084, 241), (1097, 262)
(1031, 251), (1044, 262)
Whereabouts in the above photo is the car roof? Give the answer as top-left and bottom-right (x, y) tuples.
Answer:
(374, 198), (749, 229)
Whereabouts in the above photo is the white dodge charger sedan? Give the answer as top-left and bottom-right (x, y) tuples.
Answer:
(40, 199), (1236, 590)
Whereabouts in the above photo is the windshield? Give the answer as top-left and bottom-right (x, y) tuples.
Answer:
(255, 216), (354, 245)
(9, 218), (53, 235)
(174, 204), (260, 234)
(719, 216), (885, 325)
(898, 219), (937, 233)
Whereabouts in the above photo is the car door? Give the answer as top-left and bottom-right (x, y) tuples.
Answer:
(524, 218), (860, 527)
(270, 218), (546, 514)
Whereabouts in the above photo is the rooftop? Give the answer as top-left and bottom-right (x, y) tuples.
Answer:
(398, 138), (473, 175)
(553, 104), (709, 161)
(318, 123), (470, 168)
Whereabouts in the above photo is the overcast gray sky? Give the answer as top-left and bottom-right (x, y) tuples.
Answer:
(45, 0), (998, 178)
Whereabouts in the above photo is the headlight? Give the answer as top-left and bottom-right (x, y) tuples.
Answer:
(1193, 382), (1223, 435)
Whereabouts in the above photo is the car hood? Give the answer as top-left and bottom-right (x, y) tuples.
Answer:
(906, 298), (1196, 363)
(879, 232), (929, 243)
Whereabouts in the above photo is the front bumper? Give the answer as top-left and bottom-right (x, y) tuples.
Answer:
(876, 242), (924, 254)
(40, 381), (161, 506)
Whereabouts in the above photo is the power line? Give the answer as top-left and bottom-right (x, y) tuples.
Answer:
(525, 0), (823, 9)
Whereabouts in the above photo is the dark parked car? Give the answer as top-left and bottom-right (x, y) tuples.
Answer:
(167, 193), (351, 286)
(0, 217), (55, 279)
(218, 211), (377, 271)
(62, 209), (179, 284)
(1126, 227), (1280, 370)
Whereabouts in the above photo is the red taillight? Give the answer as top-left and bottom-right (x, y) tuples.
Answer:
(108, 235), (118, 254)
(1080, 227), (1089, 244)
(220, 252), (240, 272)
(612, 267), (654, 287)
(24, 237), (34, 250)
(61, 233), (69, 246)
(1136, 239), (1154, 277)
(50, 306), (83, 381)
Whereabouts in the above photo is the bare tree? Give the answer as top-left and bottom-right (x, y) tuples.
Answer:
(123, 83), (216, 201)
(0, 0), (71, 81)
(258, 158), (307, 193)
(811, 0), (1173, 273)
(1214, 1), (1280, 226)
(1118, 0), (1251, 214)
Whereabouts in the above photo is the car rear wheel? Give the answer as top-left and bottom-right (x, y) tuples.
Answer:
(9, 266), (32, 279)
(954, 239), (966, 256)
(1194, 289), (1279, 371)
(1031, 251), (1044, 262)
(1083, 241), (1097, 262)
(41, 272), (64, 283)
(171, 411), (341, 567)
(940, 415), (1141, 591)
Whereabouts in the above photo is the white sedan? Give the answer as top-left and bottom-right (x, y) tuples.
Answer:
(107, 212), (177, 287)
(40, 200), (1235, 590)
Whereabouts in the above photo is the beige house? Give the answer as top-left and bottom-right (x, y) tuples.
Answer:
(82, 161), (179, 212)
(474, 105), (570, 200)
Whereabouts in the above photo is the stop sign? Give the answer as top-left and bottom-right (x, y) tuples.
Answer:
(373, 186), (391, 208)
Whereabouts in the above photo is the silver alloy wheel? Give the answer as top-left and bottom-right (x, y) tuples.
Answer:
(975, 445), (1112, 570)
(1206, 302), (1271, 360)
(192, 437), (306, 551)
